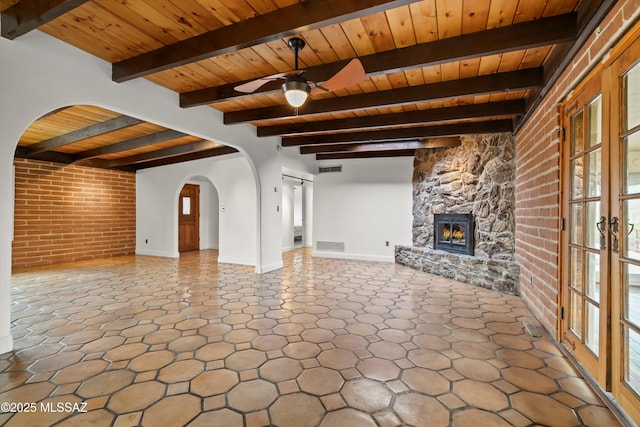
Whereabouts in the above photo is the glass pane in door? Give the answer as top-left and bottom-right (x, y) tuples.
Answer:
(585, 247), (601, 356)
(570, 290), (583, 337)
(625, 199), (640, 261)
(586, 302), (600, 353)
(570, 248), (583, 291)
(625, 264), (640, 325)
(586, 251), (601, 300)
(572, 157), (584, 199)
(572, 110), (585, 155)
(182, 197), (191, 215)
(571, 204), (583, 245)
(625, 65), (640, 130)
(586, 201), (601, 249)
(626, 327), (640, 392)
(623, 264), (640, 393)
(625, 133), (640, 194)
(587, 148), (602, 197)
(588, 95), (602, 147)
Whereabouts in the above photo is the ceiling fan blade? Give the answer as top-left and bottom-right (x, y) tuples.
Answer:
(234, 70), (303, 93)
(312, 58), (365, 94)
(234, 74), (285, 93)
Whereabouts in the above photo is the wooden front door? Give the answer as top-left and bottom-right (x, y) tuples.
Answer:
(179, 184), (199, 252)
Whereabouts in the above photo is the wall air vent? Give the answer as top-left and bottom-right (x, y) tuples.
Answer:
(318, 165), (342, 173)
(316, 241), (345, 252)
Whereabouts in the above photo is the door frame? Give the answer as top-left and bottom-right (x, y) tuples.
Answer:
(560, 76), (610, 387)
(606, 34), (640, 424)
(559, 23), (640, 424)
(178, 183), (200, 253)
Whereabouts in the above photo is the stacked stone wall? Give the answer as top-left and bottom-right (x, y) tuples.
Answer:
(396, 133), (520, 294)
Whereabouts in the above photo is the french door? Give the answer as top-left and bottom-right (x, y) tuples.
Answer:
(562, 79), (609, 384)
(608, 37), (640, 423)
(561, 35), (640, 423)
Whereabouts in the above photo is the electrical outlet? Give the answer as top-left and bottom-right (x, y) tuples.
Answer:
(385, 241), (389, 246)
(145, 239), (148, 244)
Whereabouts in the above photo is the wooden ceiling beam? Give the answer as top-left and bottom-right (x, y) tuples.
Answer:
(24, 116), (143, 155)
(73, 129), (186, 161)
(133, 146), (239, 171)
(515, 0), (617, 132)
(1, 0), (90, 40)
(81, 140), (219, 168)
(317, 150), (417, 160)
(300, 137), (461, 154)
(282, 120), (513, 147)
(14, 146), (74, 164)
(225, 69), (543, 124)
(258, 100), (526, 137)
(112, 0), (420, 83)
(182, 13), (577, 107)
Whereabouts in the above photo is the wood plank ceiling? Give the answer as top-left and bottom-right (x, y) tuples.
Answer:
(2, 0), (616, 170)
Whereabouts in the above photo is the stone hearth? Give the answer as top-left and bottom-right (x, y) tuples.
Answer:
(395, 133), (520, 294)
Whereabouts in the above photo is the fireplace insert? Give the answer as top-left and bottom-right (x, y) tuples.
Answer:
(433, 213), (474, 255)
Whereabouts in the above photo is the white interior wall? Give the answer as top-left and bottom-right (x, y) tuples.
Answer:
(313, 157), (413, 262)
(303, 184), (313, 247)
(281, 180), (295, 251)
(294, 186), (303, 227)
(196, 179), (219, 250)
(281, 173), (314, 252)
(137, 155), (256, 264)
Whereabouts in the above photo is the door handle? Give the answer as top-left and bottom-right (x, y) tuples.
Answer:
(596, 216), (607, 250)
(610, 217), (619, 253)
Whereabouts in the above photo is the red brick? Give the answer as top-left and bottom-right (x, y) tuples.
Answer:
(12, 159), (136, 270)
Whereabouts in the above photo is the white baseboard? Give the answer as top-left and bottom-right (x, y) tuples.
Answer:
(135, 249), (179, 258)
(217, 256), (255, 266)
(256, 260), (284, 274)
(311, 251), (394, 263)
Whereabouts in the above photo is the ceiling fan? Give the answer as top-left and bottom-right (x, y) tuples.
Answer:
(234, 37), (366, 108)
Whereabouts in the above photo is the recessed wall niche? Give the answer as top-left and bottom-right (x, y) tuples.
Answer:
(396, 133), (520, 294)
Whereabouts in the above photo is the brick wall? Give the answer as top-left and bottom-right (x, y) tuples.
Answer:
(515, 0), (640, 336)
(12, 158), (136, 269)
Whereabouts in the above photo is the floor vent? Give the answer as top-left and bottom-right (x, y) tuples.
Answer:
(318, 165), (342, 173)
(523, 322), (542, 337)
(316, 241), (345, 252)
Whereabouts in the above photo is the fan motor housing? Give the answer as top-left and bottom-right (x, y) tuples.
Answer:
(288, 37), (306, 52)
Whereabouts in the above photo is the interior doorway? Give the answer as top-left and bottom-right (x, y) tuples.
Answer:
(178, 183), (200, 252)
(282, 174), (313, 252)
(293, 185), (303, 248)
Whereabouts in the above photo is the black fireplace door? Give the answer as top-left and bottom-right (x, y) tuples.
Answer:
(433, 214), (474, 255)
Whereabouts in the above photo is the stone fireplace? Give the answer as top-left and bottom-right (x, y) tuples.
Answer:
(395, 133), (520, 294)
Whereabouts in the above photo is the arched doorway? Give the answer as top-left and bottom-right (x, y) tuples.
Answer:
(179, 177), (219, 254)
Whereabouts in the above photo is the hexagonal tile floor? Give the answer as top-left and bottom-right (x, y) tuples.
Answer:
(1, 249), (622, 426)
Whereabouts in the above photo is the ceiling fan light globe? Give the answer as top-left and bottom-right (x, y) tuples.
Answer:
(283, 80), (310, 107)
